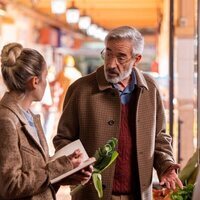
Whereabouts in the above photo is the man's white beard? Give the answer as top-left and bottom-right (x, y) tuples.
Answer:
(104, 64), (133, 84)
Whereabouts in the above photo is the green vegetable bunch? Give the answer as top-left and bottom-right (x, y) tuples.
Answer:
(92, 138), (119, 198)
(170, 184), (194, 200)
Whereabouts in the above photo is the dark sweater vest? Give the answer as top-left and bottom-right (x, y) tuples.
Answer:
(112, 87), (141, 199)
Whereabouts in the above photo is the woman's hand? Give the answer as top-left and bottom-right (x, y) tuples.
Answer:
(79, 164), (93, 184)
(68, 149), (83, 168)
(58, 164), (93, 186)
(68, 164), (93, 185)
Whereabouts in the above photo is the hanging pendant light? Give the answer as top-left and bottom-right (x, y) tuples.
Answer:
(66, 0), (80, 24)
(78, 14), (91, 30)
(87, 24), (98, 36)
(78, 0), (91, 30)
(51, 0), (67, 14)
(0, 3), (6, 16)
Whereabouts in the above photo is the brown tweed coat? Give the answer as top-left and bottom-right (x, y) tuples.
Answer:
(53, 66), (176, 200)
(0, 92), (73, 200)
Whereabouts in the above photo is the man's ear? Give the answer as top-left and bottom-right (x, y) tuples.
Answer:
(133, 54), (142, 66)
(27, 76), (39, 90)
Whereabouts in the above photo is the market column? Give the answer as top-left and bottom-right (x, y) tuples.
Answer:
(174, 0), (196, 167)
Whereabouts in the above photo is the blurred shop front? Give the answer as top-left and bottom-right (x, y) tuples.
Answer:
(0, 4), (96, 145)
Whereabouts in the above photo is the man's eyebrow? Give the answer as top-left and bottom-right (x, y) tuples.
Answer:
(105, 48), (127, 56)
(117, 52), (127, 57)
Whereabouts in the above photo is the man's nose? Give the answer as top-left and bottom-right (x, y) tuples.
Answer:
(106, 57), (118, 68)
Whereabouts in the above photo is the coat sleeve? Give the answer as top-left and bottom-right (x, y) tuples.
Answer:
(0, 117), (73, 199)
(153, 88), (176, 179)
(53, 84), (79, 151)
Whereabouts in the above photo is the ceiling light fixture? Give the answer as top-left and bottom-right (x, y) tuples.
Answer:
(78, 0), (91, 30)
(78, 15), (91, 30)
(87, 24), (98, 36)
(51, 0), (67, 14)
(66, 0), (80, 24)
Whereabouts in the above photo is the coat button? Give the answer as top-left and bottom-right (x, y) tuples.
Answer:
(108, 120), (115, 126)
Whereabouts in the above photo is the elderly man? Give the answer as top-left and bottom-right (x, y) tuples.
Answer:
(53, 26), (183, 200)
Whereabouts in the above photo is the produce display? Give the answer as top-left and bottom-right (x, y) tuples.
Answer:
(153, 150), (198, 200)
(153, 184), (194, 200)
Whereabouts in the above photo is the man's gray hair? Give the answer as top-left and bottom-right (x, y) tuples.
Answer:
(105, 26), (144, 56)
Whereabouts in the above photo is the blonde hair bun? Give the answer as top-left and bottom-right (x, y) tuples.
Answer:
(1, 43), (23, 67)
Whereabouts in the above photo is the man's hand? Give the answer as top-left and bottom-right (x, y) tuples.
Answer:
(160, 164), (183, 190)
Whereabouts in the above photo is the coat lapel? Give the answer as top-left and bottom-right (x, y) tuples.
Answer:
(22, 123), (47, 157)
(96, 66), (113, 91)
(23, 124), (41, 145)
(133, 67), (149, 90)
(32, 114), (49, 157)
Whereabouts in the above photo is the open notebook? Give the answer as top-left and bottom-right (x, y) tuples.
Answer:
(50, 139), (96, 184)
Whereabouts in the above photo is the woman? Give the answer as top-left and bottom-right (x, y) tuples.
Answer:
(0, 43), (92, 199)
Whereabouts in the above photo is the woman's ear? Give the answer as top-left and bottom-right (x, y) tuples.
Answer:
(27, 76), (39, 90)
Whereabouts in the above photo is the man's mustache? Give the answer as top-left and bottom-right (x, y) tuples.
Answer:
(106, 68), (118, 74)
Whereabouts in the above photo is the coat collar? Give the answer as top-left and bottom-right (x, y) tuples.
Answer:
(0, 92), (28, 125)
(96, 66), (149, 91)
(0, 92), (48, 158)
(134, 67), (149, 90)
(96, 66), (113, 91)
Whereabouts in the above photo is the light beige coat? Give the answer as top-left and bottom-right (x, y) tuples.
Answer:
(54, 66), (176, 200)
(0, 92), (73, 200)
